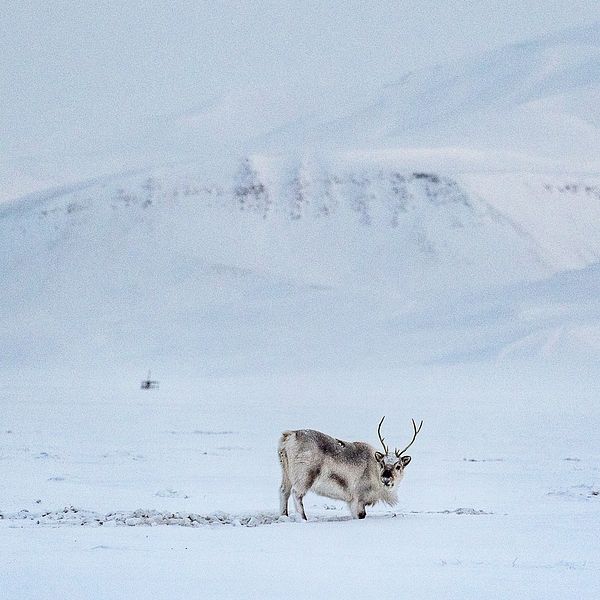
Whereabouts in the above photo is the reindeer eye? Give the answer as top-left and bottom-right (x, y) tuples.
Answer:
(395, 464), (401, 470)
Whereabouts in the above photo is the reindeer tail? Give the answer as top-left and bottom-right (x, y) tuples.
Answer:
(278, 431), (294, 470)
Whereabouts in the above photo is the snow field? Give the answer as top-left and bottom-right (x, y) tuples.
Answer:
(1, 365), (599, 598)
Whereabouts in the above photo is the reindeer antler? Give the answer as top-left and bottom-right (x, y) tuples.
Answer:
(377, 416), (389, 455)
(395, 419), (423, 457)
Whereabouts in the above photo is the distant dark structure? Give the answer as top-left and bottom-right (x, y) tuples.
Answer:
(141, 371), (159, 390)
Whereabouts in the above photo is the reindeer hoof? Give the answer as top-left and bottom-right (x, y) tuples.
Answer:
(358, 512), (366, 519)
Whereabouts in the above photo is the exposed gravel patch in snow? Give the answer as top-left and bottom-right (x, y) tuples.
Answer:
(0, 506), (494, 528)
(164, 430), (236, 436)
(0, 507), (299, 528)
(548, 484), (600, 501)
(409, 508), (494, 515)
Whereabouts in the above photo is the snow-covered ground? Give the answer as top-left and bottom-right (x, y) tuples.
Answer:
(1, 365), (599, 599)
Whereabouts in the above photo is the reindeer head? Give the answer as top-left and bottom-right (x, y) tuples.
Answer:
(374, 416), (423, 488)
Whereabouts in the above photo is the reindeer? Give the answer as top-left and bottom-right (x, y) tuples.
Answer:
(278, 417), (423, 520)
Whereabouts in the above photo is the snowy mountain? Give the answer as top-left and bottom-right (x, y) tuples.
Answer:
(2, 154), (600, 374)
(5, 22), (600, 206)
(262, 22), (600, 170)
(3, 23), (600, 374)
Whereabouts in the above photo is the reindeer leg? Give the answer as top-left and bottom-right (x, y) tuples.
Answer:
(278, 447), (292, 516)
(290, 465), (320, 520)
(292, 489), (307, 520)
(280, 475), (291, 516)
(349, 499), (367, 519)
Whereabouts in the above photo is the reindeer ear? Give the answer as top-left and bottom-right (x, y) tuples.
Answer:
(375, 451), (384, 462)
(401, 455), (411, 467)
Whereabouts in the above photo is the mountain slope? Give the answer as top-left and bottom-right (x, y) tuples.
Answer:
(3, 155), (600, 373)
(3, 23), (600, 374)
(262, 22), (600, 169)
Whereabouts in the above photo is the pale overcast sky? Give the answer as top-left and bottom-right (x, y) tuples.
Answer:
(2, 1), (600, 160)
